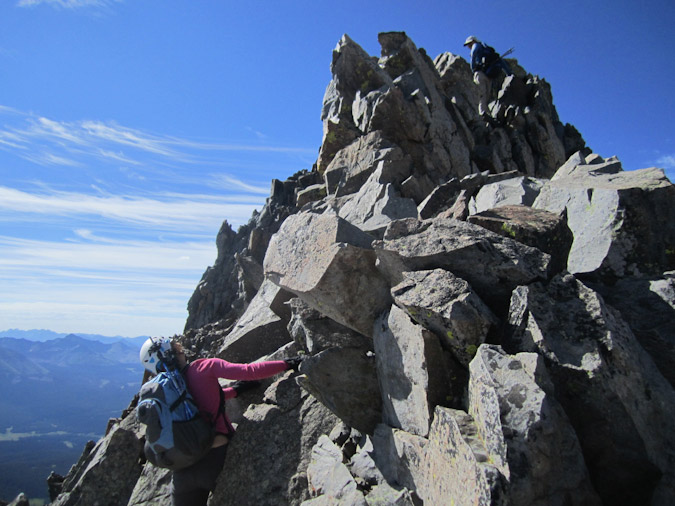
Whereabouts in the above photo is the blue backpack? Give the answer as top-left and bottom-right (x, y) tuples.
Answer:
(136, 367), (223, 470)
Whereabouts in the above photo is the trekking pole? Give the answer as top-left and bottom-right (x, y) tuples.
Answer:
(501, 47), (515, 58)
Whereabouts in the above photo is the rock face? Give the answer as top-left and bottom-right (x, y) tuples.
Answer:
(50, 405), (145, 506)
(48, 32), (674, 506)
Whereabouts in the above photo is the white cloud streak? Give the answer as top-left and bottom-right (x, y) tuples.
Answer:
(0, 186), (262, 230)
(0, 300), (188, 337)
(0, 235), (214, 273)
(656, 155), (675, 170)
(0, 234), (214, 336)
(0, 110), (315, 170)
(211, 174), (271, 195)
(0, 106), (312, 336)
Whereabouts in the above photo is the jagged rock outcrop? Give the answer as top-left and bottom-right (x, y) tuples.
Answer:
(506, 272), (675, 504)
(2, 493), (29, 506)
(50, 407), (145, 506)
(533, 155), (675, 280)
(49, 31), (674, 506)
(184, 170), (319, 332)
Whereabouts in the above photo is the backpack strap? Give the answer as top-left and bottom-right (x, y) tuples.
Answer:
(169, 390), (188, 412)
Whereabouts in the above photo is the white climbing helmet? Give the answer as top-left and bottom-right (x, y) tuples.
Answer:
(139, 336), (173, 374)
(464, 35), (480, 47)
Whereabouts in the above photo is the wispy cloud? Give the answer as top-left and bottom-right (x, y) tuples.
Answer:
(656, 155), (675, 170)
(0, 107), (316, 174)
(246, 126), (268, 140)
(0, 185), (262, 230)
(211, 174), (271, 195)
(0, 105), (314, 336)
(24, 152), (82, 167)
(0, 233), (214, 336)
(0, 234), (214, 272)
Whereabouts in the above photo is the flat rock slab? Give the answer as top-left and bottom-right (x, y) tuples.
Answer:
(374, 305), (450, 437)
(468, 204), (573, 275)
(471, 176), (544, 214)
(374, 216), (550, 314)
(534, 167), (675, 278)
(297, 347), (382, 434)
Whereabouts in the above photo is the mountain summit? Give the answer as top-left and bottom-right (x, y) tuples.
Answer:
(43, 32), (674, 506)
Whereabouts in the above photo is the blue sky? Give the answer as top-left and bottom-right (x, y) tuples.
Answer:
(0, 0), (673, 338)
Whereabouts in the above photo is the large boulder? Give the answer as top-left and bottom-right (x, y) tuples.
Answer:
(374, 216), (551, 314)
(551, 151), (622, 181)
(303, 431), (417, 505)
(391, 268), (497, 367)
(534, 165), (675, 279)
(296, 347), (382, 434)
(596, 272), (675, 389)
(323, 130), (412, 197)
(469, 345), (600, 505)
(470, 176), (544, 214)
(371, 424), (428, 498)
(468, 204), (573, 275)
(287, 297), (365, 353)
(420, 407), (505, 505)
(264, 211), (391, 337)
(216, 279), (293, 363)
(304, 435), (367, 505)
(210, 373), (339, 506)
(416, 178), (462, 219)
(507, 273), (675, 505)
(337, 161), (418, 237)
(373, 305), (451, 437)
(126, 465), (172, 506)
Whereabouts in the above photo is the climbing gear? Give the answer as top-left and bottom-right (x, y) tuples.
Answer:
(139, 336), (175, 375)
(464, 35), (480, 46)
(284, 356), (305, 371)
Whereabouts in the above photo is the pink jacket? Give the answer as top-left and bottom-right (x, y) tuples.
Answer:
(184, 358), (289, 434)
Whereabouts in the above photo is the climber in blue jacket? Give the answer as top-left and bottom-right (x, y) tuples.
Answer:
(464, 35), (512, 119)
(464, 35), (512, 78)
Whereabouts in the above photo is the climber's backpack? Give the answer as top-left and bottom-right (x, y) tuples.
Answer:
(136, 367), (223, 470)
(480, 44), (501, 74)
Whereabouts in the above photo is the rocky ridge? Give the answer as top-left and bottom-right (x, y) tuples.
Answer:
(45, 32), (674, 506)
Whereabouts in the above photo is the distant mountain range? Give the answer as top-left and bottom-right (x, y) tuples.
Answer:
(0, 333), (146, 433)
(0, 331), (147, 501)
(0, 328), (149, 346)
